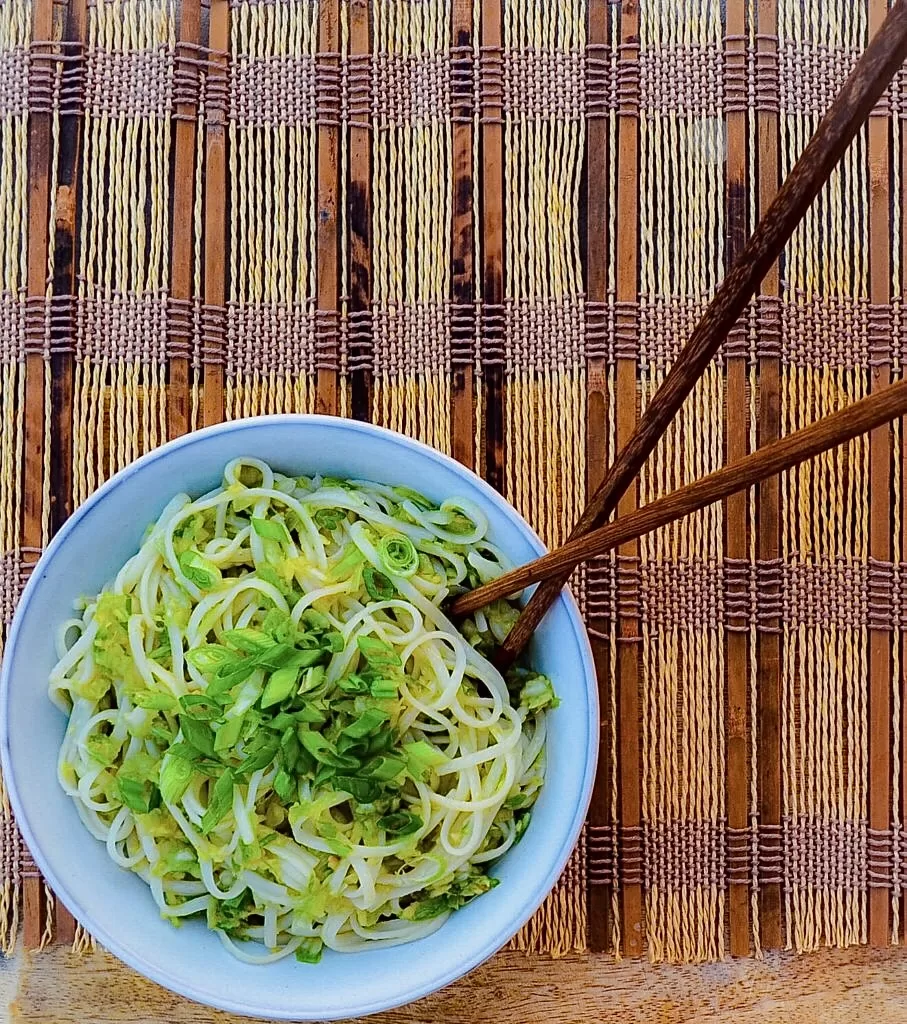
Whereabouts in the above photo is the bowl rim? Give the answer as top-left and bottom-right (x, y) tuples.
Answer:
(1, 414), (598, 1019)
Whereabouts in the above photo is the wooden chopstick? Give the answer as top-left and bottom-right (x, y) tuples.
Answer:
(451, 380), (907, 616)
(477, 0), (907, 665)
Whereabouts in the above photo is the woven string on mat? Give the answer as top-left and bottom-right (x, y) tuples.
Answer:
(2, 0), (907, 964)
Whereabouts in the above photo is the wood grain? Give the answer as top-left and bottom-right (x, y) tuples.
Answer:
(868, 0), (893, 949)
(614, 0), (642, 959)
(755, 0), (782, 950)
(901, 81), (907, 950)
(584, 0), (613, 955)
(44, 0), (88, 950)
(316, 0), (340, 417)
(451, 381), (907, 607)
(167, 0), (200, 440)
(48, 0), (84, 539)
(202, 0), (228, 427)
(348, 0), (372, 424)
(12, 946), (907, 1024)
(22, 0), (55, 952)
(481, 0), (504, 492)
(725, 0), (751, 958)
(496, 0), (907, 667)
(450, 0), (474, 469)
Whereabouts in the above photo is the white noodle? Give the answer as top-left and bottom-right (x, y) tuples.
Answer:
(51, 461), (555, 962)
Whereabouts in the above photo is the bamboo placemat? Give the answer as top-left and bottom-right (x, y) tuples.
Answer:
(2, 0), (907, 965)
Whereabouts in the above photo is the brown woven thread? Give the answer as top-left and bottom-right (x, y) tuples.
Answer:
(585, 41), (616, 120)
(585, 552), (616, 633)
(0, 39), (27, 117)
(74, 293), (169, 365)
(585, 821), (907, 893)
(343, 51), (370, 129)
(84, 41), (174, 118)
(199, 304), (226, 367)
(315, 49), (341, 126)
(866, 827), (905, 890)
(781, 294), (870, 368)
(371, 302), (449, 376)
(876, 63), (907, 119)
(757, 823), (785, 887)
(230, 52), (316, 126)
(200, 43), (229, 123)
(172, 40), (201, 110)
(724, 32), (748, 114)
(754, 558), (783, 634)
(586, 823), (615, 887)
(579, 557), (894, 633)
(0, 813), (40, 886)
(637, 295), (783, 367)
(613, 298), (638, 361)
(225, 303), (319, 380)
(615, 553), (641, 640)
(173, 42), (230, 121)
(477, 302), (506, 369)
(0, 813), (21, 888)
(619, 824), (645, 888)
(753, 31), (780, 114)
(23, 295), (51, 358)
(638, 296), (711, 371)
(28, 41), (84, 117)
(711, 295), (780, 367)
(0, 552), (23, 627)
(501, 47), (585, 120)
(616, 40), (640, 115)
(726, 826), (753, 885)
(372, 49), (448, 127)
(314, 308), (340, 372)
(166, 296), (193, 362)
(868, 302), (894, 368)
(779, 41), (857, 116)
(624, 293), (889, 369)
(637, 559), (723, 631)
(780, 559), (868, 630)
(477, 44), (502, 124)
(639, 44), (723, 116)
(344, 309), (374, 373)
(779, 35), (907, 119)
(0, 295), (26, 363)
(449, 43), (472, 124)
(723, 315), (749, 362)
(584, 298), (613, 363)
(449, 302), (477, 370)
(868, 558), (897, 631)
(504, 296), (584, 372)
(47, 296), (76, 356)
(725, 557), (756, 634)
(753, 292), (783, 358)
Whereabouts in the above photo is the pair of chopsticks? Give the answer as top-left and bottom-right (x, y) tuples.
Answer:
(451, 1), (907, 658)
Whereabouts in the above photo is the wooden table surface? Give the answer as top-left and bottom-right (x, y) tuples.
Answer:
(4, 945), (907, 1023)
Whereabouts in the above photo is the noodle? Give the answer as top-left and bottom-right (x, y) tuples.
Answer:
(50, 460), (558, 963)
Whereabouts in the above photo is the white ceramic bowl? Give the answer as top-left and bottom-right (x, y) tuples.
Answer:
(1, 416), (597, 1020)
